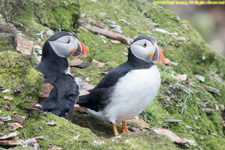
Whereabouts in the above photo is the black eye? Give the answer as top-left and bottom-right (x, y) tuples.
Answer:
(143, 43), (147, 48)
(67, 38), (70, 44)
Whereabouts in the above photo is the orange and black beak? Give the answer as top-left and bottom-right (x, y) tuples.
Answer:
(72, 40), (88, 58)
(156, 46), (165, 64)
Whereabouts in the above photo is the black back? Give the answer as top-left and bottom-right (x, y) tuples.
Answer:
(40, 74), (79, 120)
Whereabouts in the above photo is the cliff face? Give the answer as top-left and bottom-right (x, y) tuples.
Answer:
(0, 0), (80, 31)
(0, 0), (225, 149)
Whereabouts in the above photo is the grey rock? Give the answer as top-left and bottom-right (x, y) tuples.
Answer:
(0, 22), (17, 51)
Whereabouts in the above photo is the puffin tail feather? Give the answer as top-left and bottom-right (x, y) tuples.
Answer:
(77, 95), (88, 107)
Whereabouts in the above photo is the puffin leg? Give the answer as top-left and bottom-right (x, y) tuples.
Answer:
(122, 121), (130, 133)
(113, 123), (119, 136)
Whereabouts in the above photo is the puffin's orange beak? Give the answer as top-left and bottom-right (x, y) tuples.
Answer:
(78, 40), (88, 58)
(156, 46), (165, 64)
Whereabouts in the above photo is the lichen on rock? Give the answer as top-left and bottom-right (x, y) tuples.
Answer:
(0, 22), (17, 51)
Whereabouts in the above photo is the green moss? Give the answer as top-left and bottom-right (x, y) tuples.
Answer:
(196, 134), (225, 150)
(0, 33), (15, 51)
(72, 112), (181, 150)
(161, 71), (176, 83)
(0, 51), (43, 99)
(1, 0), (80, 32)
(21, 112), (104, 149)
(30, 0), (79, 30)
(0, 51), (43, 135)
(72, 111), (121, 138)
(71, 64), (105, 86)
(28, 54), (39, 67)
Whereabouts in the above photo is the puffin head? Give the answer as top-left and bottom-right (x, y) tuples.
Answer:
(129, 36), (164, 64)
(46, 31), (88, 58)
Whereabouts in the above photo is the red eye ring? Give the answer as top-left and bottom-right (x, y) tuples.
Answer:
(143, 43), (147, 48)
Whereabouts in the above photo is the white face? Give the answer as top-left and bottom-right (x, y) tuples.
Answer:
(49, 35), (77, 58)
(130, 39), (158, 63)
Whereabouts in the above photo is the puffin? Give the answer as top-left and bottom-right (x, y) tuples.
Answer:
(35, 31), (88, 121)
(77, 36), (164, 136)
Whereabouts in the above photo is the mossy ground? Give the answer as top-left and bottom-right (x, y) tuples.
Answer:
(1, 0), (225, 149)
(0, 52), (43, 135)
(0, 33), (15, 52)
(72, 112), (181, 150)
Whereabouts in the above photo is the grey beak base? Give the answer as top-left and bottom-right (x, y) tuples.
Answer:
(72, 41), (82, 57)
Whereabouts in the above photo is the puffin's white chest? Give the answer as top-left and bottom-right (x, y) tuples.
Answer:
(104, 65), (161, 123)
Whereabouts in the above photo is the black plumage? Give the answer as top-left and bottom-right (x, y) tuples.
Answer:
(35, 32), (79, 121)
(39, 74), (79, 120)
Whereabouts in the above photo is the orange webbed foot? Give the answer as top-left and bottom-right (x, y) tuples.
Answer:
(122, 121), (130, 133)
(113, 123), (119, 136)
